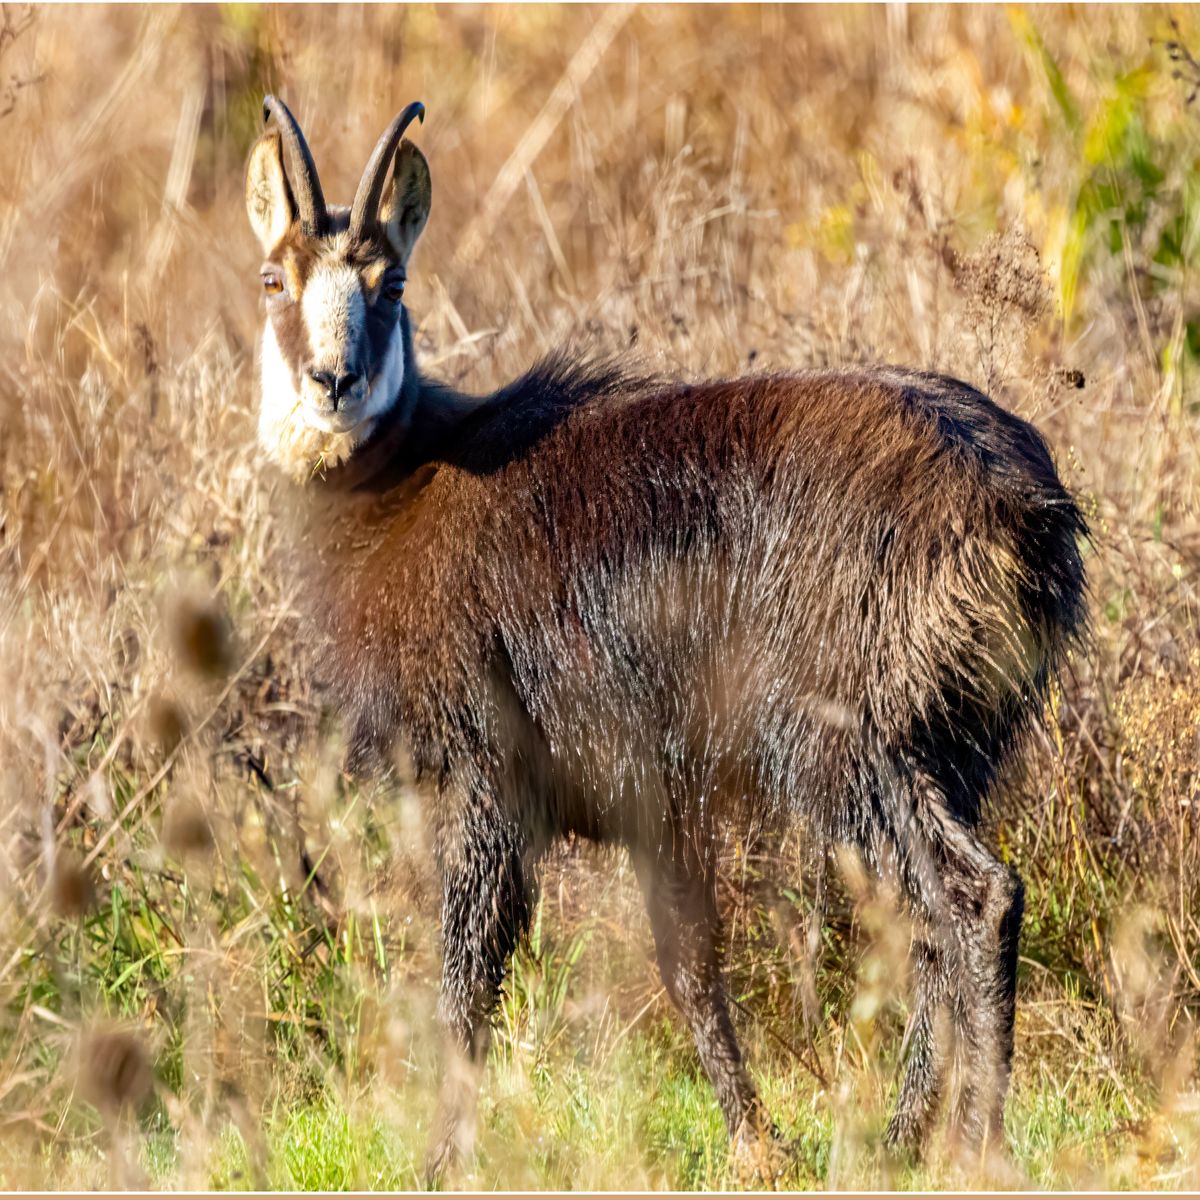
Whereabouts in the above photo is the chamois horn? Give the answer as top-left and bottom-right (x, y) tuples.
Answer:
(262, 94), (328, 238)
(349, 101), (426, 241)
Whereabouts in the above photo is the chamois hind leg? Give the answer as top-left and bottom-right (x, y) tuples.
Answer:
(883, 936), (953, 1154)
(935, 820), (1024, 1156)
(880, 791), (1023, 1162)
(425, 802), (536, 1185)
(632, 834), (771, 1152)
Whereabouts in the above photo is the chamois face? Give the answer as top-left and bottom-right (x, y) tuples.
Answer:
(245, 100), (430, 477)
(254, 220), (411, 442)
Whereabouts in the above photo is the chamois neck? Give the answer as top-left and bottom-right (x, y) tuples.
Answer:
(312, 369), (483, 494)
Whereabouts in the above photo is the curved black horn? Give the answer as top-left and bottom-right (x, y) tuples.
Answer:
(349, 101), (426, 241)
(262, 95), (328, 238)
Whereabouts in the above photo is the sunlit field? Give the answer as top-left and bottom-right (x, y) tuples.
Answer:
(1, 3), (1199, 1190)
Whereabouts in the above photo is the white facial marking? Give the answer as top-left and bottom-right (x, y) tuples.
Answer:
(257, 321), (343, 478)
(257, 298), (405, 482)
(303, 262), (365, 371)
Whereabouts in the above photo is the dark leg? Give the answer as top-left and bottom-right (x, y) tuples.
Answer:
(632, 839), (767, 1143)
(425, 804), (535, 1185)
(938, 823), (1024, 1152)
(880, 804), (1023, 1159)
(883, 937), (953, 1152)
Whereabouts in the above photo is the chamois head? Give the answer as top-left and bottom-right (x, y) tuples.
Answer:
(245, 96), (430, 477)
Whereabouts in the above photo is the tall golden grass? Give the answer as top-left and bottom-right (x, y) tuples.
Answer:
(0, 3), (1199, 1189)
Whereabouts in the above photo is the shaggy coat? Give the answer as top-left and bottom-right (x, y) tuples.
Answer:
(245, 96), (1087, 1178)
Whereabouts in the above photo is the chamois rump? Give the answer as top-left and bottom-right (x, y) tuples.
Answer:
(244, 96), (1087, 1177)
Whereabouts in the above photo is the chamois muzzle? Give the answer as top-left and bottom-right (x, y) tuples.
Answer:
(349, 101), (426, 243)
(262, 94), (328, 239)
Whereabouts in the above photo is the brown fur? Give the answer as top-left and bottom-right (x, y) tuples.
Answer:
(246, 102), (1086, 1180)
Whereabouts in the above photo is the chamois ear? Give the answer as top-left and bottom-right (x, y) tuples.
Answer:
(245, 129), (294, 253)
(380, 140), (431, 264)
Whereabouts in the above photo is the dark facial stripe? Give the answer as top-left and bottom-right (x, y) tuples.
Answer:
(362, 292), (402, 383)
(268, 298), (312, 386)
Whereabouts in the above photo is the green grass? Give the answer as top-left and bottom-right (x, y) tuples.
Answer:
(95, 1016), (1163, 1192)
(7, 743), (1196, 1192)
(20, 888), (1191, 1192)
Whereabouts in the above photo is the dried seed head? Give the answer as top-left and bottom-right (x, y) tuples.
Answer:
(50, 853), (96, 919)
(114, 627), (141, 672)
(77, 1027), (153, 1115)
(161, 796), (214, 858)
(169, 594), (233, 680)
(147, 695), (187, 756)
(955, 226), (1050, 321)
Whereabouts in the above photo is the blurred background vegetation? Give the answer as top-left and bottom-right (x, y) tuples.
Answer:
(1, 2), (1199, 1189)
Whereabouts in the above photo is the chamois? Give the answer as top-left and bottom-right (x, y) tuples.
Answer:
(244, 96), (1087, 1178)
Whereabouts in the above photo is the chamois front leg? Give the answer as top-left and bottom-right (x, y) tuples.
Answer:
(425, 799), (535, 1186)
(632, 833), (779, 1177)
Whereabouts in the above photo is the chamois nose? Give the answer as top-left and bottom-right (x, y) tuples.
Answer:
(308, 368), (360, 408)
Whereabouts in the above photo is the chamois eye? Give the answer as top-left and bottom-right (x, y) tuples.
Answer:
(261, 271), (284, 296)
(383, 279), (405, 302)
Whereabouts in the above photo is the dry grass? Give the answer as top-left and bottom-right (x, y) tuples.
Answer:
(1, 2), (1199, 1190)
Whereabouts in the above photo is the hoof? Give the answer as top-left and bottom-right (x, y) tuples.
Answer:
(945, 1130), (1024, 1188)
(423, 1122), (470, 1191)
(881, 1112), (930, 1161)
(729, 1113), (792, 1188)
